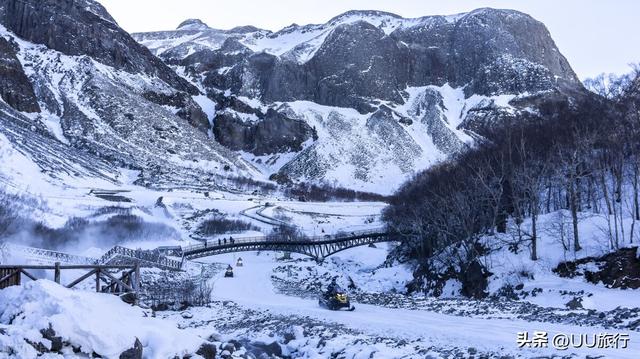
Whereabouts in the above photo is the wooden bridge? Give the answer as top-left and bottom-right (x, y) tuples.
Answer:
(2, 243), (182, 271)
(182, 228), (396, 262)
(0, 263), (140, 303)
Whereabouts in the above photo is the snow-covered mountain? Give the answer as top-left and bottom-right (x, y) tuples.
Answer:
(0, 0), (586, 194)
(0, 0), (257, 196)
(134, 9), (584, 193)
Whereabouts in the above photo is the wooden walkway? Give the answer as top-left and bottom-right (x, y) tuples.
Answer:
(0, 263), (141, 302)
(3, 243), (182, 271)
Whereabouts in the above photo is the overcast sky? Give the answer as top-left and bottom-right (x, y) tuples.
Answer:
(99, 0), (639, 80)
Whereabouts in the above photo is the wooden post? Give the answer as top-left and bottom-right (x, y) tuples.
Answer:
(95, 268), (100, 292)
(54, 262), (61, 284)
(134, 262), (140, 306)
(0, 268), (21, 289)
(134, 263), (140, 292)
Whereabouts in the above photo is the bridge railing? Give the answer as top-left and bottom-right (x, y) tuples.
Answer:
(2, 243), (98, 265)
(181, 226), (388, 253)
(98, 246), (182, 270)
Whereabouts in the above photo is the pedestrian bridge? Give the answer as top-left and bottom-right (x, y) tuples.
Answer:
(2, 228), (398, 270)
(181, 228), (396, 262)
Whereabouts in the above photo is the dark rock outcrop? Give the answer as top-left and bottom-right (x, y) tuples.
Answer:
(40, 326), (63, 353)
(242, 341), (284, 358)
(305, 20), (406, 109)
(142, 91), (209, 132)
(214, 108), (316, 155)
(554, 247), (640, 289)
(459, 260), (491, 299)
(393, 8), (579, 96)
(0, 0), (197, 94)
(0, 36), (39, 112)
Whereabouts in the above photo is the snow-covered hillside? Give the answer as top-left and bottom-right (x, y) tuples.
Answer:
(0, 24), (257, 184)
(133, 8), (583, 193)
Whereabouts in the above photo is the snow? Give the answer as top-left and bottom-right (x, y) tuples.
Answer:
(240, 145), (306, 174)
(480, 211), (640, 311)
(260, 200), (386, 235)
(204, 249), (639, 358)
(192, 94), (217, 125)
(24, 111), (69, 145)
(251, 86), (518, 194)
(193, 94), (217, 138)
(136, 11), (482, 66)
(0, 280), (204, 358)
(2, 171), (639, 358)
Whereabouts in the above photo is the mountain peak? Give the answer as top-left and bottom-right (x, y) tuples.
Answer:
(328, 10), (402, 22)
(177, 18), (209, 30)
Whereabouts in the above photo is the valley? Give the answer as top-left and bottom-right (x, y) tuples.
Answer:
(0, 1), (639, 358)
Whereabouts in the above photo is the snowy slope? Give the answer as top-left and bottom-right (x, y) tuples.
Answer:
(133, 8), (578, 193)
(0, 24), (259, 193)
(265, 86), (517, 194)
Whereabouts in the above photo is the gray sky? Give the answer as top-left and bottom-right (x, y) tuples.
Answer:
(99, 0), (639, 80)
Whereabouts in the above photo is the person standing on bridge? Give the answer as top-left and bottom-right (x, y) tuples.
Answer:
(230, 236), (234, 244)
(218, 239), (221, 246)
(204, 240), (208, 248)
(223, 238), (227, 244)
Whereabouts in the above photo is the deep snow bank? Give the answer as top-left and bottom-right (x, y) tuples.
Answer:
(0, 280), (205, 358)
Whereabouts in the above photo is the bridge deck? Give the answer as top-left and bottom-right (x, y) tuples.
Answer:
(183, 227), (394, 261)
(2, 228), (396, 268)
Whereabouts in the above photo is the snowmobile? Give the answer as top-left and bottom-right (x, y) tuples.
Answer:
(236, 257), (243, 267)
(318, 285), (355, 311)
(224, 265), (234, 278)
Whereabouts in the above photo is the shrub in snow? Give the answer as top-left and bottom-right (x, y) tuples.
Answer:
(197, 214), (258, 236)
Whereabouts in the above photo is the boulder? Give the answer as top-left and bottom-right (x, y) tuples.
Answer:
(196, 342), (217, 359)
(119, 338), (143, 359)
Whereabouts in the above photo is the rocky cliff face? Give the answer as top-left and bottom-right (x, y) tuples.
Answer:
(138, 9), (578, 108)
(134, 8), (584, 193)
(213, 108), (316, 155)
(0, 0), (197, 94)
(0, 36), (39, 112)
(0, 0), (257, 192)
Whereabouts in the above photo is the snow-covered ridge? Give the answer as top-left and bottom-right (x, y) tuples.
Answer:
(132, 8), (530, 63)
